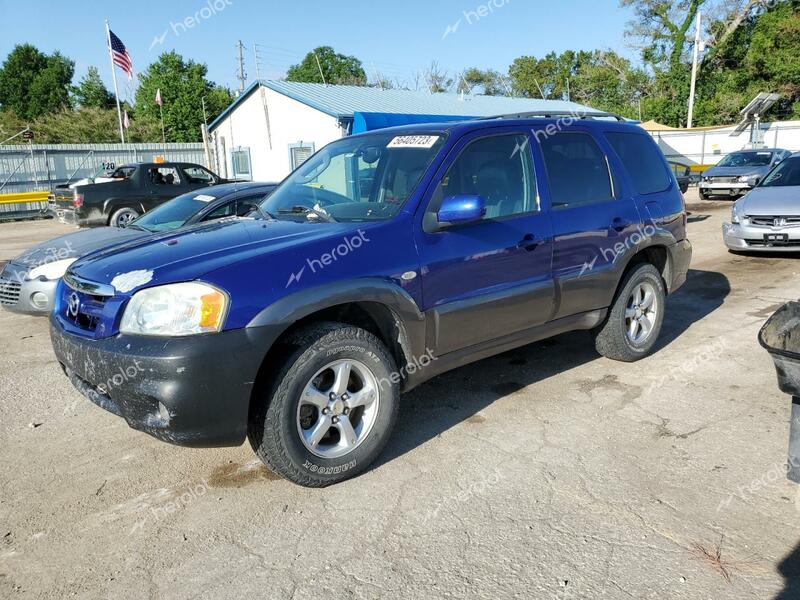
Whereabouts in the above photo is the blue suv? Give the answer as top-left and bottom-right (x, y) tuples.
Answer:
(50, 113), (692, 486)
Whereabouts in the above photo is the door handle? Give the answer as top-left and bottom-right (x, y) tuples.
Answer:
(517, 233), (542, 252)
(611, 217), (630, 232)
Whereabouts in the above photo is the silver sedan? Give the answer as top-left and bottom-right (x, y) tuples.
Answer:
(723, 153), (800, 253)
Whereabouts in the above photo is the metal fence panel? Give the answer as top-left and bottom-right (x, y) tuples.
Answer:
(0, 143), (206, 194)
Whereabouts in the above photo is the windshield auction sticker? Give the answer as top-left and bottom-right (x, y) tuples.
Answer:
(387, 135), (440, 149)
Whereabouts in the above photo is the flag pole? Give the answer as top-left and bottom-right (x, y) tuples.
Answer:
(106, 20), (126, 144)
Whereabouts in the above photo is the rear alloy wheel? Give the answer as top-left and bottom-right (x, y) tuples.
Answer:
(249, 322), (399, 487)
(110, 207), (140, 228)
(593, 263), (666, 362)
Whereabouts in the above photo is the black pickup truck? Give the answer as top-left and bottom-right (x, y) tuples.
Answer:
(48, 162), (230, 227)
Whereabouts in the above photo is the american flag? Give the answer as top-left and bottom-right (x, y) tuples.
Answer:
(109, 30), (133, 80)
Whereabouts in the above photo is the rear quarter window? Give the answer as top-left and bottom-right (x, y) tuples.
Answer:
(606, 132), (671, 195)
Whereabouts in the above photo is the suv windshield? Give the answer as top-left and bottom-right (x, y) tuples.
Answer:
(132, 191), (220, 232)
(717, 151), (773, 168)
(761, 157), (800, 188)
(263, 132), (447, 222)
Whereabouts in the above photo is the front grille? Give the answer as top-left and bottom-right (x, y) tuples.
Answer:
(745, 239), (800, 247)
(710, 176), (738, 184)
(60, 286), (108, 333)
(748, 216), (800, 228)
(0, 277), (21, 306)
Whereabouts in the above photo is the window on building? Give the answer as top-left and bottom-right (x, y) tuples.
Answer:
(289, 143), (315, 170)
(231, 148), (252, 181)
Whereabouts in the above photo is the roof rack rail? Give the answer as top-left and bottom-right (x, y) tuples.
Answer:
(483, 110), (628, 122)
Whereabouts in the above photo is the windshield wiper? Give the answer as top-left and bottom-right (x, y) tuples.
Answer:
(276, 205), (337, 223)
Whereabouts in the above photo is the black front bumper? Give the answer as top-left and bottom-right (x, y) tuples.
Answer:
(50, 316), (280, 447)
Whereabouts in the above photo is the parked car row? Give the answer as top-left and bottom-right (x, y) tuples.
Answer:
(699, 148), (793, 200)
(1, 183), (276, 314)
(48, 162), (232, 227)
(9, 114), (694, 486)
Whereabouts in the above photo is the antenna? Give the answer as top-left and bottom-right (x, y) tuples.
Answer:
(236, 40), (247, 92)
(731, 92), (780, 148)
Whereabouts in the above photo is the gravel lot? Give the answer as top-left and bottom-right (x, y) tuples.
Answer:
(1, 190), (799, 599)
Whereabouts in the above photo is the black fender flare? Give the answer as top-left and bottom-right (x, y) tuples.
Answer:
(246, 277), (428, 369)
(103, 197), (147, 220)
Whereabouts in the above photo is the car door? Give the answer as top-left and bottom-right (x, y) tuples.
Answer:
(146, 165), (189, 210)
(415, 129), (555, 356)
(538, 128), (643, 319)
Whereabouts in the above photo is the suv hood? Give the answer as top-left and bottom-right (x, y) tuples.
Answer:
(68, 218), (359, 294)
(703, 165), (772, 178)
(12, 226), (144, 267)
(739, 186), (800, 216)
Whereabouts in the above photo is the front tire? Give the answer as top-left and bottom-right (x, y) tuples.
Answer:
(593, 263), (666, 362)
(109, 207), (140, 228)
(248, 322), (399, 487)
(699, 190), (710, 200)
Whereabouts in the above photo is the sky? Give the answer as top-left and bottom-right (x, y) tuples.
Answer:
(0, 0), (636, 100)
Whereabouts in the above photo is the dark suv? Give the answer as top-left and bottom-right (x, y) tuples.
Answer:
(50, 113), (692, 487)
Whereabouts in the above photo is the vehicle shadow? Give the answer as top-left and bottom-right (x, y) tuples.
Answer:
(377, 267), (730, 467)
(775, 542), (800, 600)
(656, 268), (731, 349)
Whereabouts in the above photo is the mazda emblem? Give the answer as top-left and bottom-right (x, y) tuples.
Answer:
(67, 292), (81, 318)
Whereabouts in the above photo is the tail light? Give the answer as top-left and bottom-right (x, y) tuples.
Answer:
(73, 193), (84, 208)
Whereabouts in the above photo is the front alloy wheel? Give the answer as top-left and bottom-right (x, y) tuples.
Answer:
(297, 359), (380, 459)
(249, 322), (399, 487)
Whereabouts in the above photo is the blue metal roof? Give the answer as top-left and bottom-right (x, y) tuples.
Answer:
(208, 80), (595, 132)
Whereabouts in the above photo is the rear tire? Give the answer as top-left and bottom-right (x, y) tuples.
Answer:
(109, 207), (140, 228)
(248, 322), (399, 487)
(593, 263), (666, 362)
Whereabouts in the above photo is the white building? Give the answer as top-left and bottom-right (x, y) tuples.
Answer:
(208, 80), (595, 183)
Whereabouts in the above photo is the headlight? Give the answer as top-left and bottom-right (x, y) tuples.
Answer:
(731, 205), (741, 224)
(701, 176), (710, 182)
(26, 258), (77, 281)
(119, 282), (229, 336)
(738, 174), (760, 184)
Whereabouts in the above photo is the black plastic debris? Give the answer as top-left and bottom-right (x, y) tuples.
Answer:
(759, 301), (800, 483)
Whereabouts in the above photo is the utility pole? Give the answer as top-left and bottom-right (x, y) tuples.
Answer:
(687, 11), (702, 129)
(236, 40), (247, 92)
(252, 43), (273, 149)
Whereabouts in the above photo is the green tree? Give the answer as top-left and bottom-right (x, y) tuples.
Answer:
(697, 0), (800, 124)
(0, 44), (74, 119)
(74, 66), (113, 109)
(134, 51), (233, 142)
(286, 46), (367, 85)
(458, 68), (508, 96)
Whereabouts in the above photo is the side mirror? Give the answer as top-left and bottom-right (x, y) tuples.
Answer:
(437, 195), (486, 227)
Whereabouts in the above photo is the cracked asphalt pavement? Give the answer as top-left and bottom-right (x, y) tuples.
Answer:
(1, 190), (799, 599)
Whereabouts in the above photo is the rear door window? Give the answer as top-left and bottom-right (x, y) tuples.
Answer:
(539, 132), (614, 209)
(605, 132), (671, 195)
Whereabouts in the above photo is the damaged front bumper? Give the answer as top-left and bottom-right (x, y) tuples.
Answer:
(50, 315), (279, 447)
